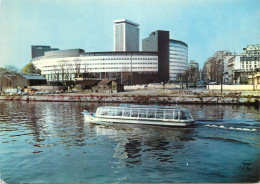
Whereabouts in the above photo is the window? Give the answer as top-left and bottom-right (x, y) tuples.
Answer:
(156, 110), (164, 119)
(174, 110), (179, 120)
(180, 110), (188, 120)
(165, 110), (173, 119)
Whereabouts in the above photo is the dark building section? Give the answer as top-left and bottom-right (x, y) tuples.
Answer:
(31, 45), (59, 59)
(142, 30), (169, 83)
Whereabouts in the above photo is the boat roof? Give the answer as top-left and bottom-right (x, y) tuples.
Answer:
(97, 105), (185, 111)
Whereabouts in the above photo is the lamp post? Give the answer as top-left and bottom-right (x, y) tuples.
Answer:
(131, 54), (133, 86)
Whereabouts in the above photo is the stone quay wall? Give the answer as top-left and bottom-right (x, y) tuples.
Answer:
(0, 94), (259, 105)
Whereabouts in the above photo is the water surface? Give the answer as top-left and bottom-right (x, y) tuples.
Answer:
(0, 101), (259, 183)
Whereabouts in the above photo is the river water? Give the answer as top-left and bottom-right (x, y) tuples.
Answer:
(0, 101), (259, 183)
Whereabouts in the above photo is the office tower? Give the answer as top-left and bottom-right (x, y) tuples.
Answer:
(114, 19), (139, 51)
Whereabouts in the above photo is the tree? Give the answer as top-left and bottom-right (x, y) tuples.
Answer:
(22, 63), (41, 74)
(0, 65), (20, 76)
(0, 67), (8, 75)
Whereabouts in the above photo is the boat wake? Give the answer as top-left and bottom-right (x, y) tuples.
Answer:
(205, 124), (257, 132)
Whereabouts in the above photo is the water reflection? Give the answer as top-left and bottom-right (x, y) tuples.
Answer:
(90, 121), (196, 169)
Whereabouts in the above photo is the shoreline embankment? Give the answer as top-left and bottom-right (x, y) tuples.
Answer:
(0, 93), (259, 105)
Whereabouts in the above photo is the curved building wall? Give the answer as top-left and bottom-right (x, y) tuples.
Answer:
(169, 39), (188, 81)
(32, 51), (158, 85)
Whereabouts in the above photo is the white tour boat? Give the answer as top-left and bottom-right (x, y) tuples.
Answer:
(82, 104), (195, 127)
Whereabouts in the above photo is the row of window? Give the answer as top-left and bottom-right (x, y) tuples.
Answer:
(43, 67), (157, 72)
(42, 62), (157, 68)
(240, 57), (260, 61)
(169, 53), (188, 58)
(79, 57), (157, 61)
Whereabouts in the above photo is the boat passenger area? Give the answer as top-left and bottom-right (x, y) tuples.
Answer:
(96, 106), (194, 121)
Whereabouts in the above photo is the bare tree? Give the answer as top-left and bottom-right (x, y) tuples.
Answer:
(74, 60), (81, 78)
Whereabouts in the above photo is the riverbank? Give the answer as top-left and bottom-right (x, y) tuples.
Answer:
(0, 88), (259, 105)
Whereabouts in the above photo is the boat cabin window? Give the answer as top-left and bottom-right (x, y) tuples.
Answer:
(147, 109), (156, 118)
(165, 110), (173, 119)
(156, 110), (164, 119)
(186, 110), (192, 119)
(131, 110), (138, 117)
(101, 110), (108, 116)
(174, 110), (179, 120)
(108, 109), (115, 116)
(124, 110), (130, 117)
(116, 110), (122, 116)
(180, 110), (188, 120)
(139, 109), (147, 118)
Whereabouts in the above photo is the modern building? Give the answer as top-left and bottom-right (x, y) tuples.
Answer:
(31, 49), (159, 85)
(31, 45), (59, 59)
(114, 19), (139, 51)
(142, 30), (188, 82)
(169, 39), (188, 81)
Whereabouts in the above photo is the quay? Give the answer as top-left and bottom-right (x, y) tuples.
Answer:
(0, 88), (259, 105)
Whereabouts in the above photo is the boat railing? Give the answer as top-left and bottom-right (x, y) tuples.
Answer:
(119, 104), (182, 109)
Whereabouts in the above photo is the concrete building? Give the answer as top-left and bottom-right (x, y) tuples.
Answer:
(31, 49), (158, 85)
(31, 45), (59, 59)
(142, 30), (188, 82)
(114, 19), (139, 51)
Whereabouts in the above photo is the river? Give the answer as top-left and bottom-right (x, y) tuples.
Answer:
(0, 101), (259, 183)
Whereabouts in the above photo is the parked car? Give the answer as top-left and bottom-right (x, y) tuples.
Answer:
(209, 82), (217, 85)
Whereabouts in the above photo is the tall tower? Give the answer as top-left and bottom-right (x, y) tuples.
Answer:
(114, 19), (139, 51)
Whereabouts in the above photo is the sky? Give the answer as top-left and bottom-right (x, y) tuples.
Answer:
(0, 0), (259, 69)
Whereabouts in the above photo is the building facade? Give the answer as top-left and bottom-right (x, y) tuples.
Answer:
(188, 60), (200, 82)
(240, 44), (260, 73)
(169, 39), (188, 81)
(202, 51), (233, 83)
(31, 45), (59, 59)
(31, 49), (158, 85)
(114, 19), (139, 51)
(226, 44), (260, 84)
(142, 30), (169, 82)
(142, 31), (188, 82)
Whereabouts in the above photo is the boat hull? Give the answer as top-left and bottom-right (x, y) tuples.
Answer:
(83, 113), (194, 127)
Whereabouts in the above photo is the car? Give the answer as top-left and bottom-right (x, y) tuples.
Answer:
(209, 82), (217, 85)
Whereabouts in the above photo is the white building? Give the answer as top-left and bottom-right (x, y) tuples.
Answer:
(240, 44), (260, 72)
(31, 49), (158, 85)
(114, 19), (139, 51)
(169, 39), (189, 81)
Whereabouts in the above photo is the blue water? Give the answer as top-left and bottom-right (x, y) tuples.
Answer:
(0, 101), (259, 183)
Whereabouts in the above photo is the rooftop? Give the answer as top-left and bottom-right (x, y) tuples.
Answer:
(114, 19), (139, 26)
(21, 74), (46, 80)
